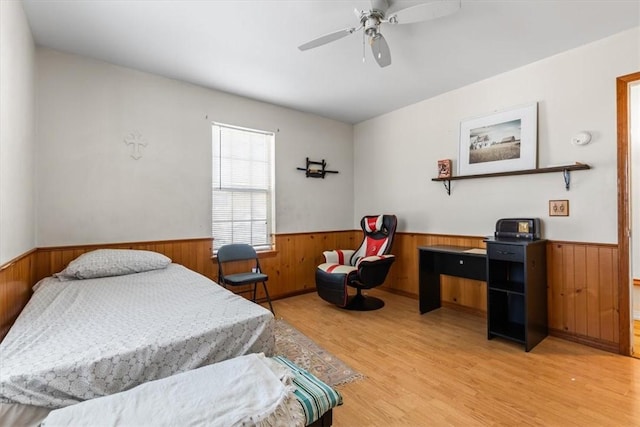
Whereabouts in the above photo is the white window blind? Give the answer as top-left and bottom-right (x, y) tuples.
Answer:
(212, 123), (274, 252)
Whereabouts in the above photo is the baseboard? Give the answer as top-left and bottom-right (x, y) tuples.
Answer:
(379, 287), (418, 300)
(549, 328), (619, 354)
(263, 288), (317, 302)
(379, 286), (487, 318)
(441, 301), (487, 318)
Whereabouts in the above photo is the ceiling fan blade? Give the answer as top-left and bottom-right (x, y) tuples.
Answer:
(387, 0), (460, 25)
(298, 27), (357, 51)
(370, 33), (391, 67)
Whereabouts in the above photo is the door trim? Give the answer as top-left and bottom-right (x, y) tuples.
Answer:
(617, 71), (640, 355)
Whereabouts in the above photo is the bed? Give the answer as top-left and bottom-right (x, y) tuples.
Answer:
(0, 249), (275, 424)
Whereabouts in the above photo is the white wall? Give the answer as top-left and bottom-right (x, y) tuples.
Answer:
(29, 27), (640, 247)
(354, 28), (640, 243)
(0, 1), (36, 264)
(36, 49), (353, 246)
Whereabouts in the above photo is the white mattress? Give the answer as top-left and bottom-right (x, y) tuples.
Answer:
(0, 264), (275, 409)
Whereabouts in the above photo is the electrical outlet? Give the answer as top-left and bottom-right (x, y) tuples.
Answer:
(549, 200), (569, 216)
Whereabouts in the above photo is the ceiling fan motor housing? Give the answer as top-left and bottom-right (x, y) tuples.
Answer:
(364, 17), (381, 37)
(362, 0), (388, 37)
(369, 0), (389, 16)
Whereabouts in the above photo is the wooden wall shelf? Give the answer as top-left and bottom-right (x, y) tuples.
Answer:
(432, 163), (590, 195)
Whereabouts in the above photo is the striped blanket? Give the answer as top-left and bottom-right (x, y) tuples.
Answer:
(272, 356), (343, 425)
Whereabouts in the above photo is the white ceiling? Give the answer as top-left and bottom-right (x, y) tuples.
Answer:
(22, 0), (639, 124)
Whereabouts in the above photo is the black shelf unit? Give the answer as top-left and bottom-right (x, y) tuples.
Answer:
(486, 239), (547, 352)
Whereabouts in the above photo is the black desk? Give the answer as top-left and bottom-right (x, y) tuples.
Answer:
(418, 245), (487, 314)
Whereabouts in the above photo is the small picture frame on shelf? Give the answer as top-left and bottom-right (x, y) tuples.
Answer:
(438, 159), (452, 178)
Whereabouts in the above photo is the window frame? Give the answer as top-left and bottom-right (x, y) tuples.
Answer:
(211, 122), (275, 253)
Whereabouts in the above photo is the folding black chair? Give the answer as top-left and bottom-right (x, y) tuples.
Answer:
(217, 243), (274, 315)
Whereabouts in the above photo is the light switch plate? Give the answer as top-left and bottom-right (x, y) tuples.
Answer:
(549, 200), (569, 216)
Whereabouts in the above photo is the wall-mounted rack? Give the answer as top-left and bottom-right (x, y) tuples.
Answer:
(296, 157), (339, 179)
(431, 162), (590, 195)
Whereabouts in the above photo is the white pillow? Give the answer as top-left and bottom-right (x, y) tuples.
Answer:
(56, 249), (172, 280)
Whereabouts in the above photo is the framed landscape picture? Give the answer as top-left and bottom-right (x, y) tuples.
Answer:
(458, 102), (538, 176)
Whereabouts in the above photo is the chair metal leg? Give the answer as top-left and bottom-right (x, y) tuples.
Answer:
(262, 281), (275, 315)
(252, 283), (257, 302)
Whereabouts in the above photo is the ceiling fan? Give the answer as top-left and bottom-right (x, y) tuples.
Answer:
(298, 0), (461, 68)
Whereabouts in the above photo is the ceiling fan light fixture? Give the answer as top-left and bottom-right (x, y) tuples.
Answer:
(297, 0), (461, 67)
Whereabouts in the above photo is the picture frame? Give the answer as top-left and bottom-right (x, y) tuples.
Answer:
(458, 102), (538, 176)
(437, 159), (452, 178)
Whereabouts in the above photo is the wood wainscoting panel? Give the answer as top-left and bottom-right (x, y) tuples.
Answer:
(4, 233), (625, 354)
(546, 241), (619, 351)
(34, 238), (215, 284)
(0, 251), (35, 341)
(25, 232), (489, 321)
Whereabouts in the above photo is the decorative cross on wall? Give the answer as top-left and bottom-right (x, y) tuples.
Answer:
(124, 131), (148, 160)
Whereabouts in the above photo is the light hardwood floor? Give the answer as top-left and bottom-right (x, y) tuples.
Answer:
(272, 290), (640, 426)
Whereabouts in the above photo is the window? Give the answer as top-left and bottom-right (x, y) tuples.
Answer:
(212, 123), (274, 252)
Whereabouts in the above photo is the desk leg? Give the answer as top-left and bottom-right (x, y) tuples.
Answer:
(419, 271), (441, 314)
